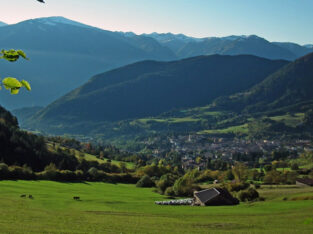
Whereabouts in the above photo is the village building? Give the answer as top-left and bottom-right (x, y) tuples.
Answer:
(193, 188), (239, 206)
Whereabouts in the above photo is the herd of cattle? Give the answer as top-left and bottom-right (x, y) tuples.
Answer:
(20, 194), (80, 200)
(20, 194), (33, 199)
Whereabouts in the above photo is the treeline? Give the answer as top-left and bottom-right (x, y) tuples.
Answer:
(0, 163), (137, 183)
(0, 106), (57, 172)
(135, 162), (313, 198)
(0, 106), (138, 176)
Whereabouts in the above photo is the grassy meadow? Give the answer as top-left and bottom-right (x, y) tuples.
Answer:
(0, 181), (312, 233)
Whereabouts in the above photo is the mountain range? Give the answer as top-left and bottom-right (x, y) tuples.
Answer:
(0, 17), (175, 109)
(142, 33), (313, 60)
(1, 16), (312, 110)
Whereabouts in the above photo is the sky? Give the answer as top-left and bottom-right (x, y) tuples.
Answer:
(1, 0), (313, 45)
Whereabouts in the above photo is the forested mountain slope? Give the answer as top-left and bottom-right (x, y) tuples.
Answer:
(24, 54), (288, 132)
(212, 52), (313, 114)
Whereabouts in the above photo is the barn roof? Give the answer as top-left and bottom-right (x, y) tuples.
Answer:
(296, 178), (313, 186)
(194, 188), (220, 204)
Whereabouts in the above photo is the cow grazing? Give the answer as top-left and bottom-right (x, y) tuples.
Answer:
(20, 194), (26, 198)
(73, 196), (80, 200)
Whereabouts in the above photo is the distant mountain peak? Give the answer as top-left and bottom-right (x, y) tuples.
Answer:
(142, 32), (205, 43)
(117, 31), (137, 37)
(304, 44), (313, 49)
(24, 16), (95, 29)
(0, 21), (8, 27)
(218, 34), (264, 42)
(144, 33), (270, 48)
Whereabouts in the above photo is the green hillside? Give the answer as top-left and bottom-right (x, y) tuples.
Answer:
(46, 142), (135, 169)
(212, 52), (313, 114)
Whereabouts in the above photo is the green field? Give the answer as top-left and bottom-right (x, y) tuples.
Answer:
(196, 112), (305, 136)
(136, 117), (201, 124)
(269, 113), (304, 127)
(0, 181), (313, 233)
(82, 152), (135, 169)
(133, 110), (223, 126)
(198, 124), (249, 135)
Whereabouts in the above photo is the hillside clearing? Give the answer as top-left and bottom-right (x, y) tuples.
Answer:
(46, 143), (135, 169)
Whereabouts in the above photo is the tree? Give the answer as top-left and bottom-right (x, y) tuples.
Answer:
(195, 156), (202, 164)
(263, 170), (281, 184)
(226, 169), (235, 180)
(118, 162), (127, 173)
(264, 164), (272, 172)
(291, 163), (299, 171)
(156, 174), (176, 194)
(238, 188), (259, 202)
(136, 175), (155, 188)
(0, 50), (31, 94)
(232, 162), (248, 182)
(304, 109), (313, 127)
(0, 0), (45, 95)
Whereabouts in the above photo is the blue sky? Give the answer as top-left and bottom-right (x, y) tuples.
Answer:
(2, 0), (313, 45)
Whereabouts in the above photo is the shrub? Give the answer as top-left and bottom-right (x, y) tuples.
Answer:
(136, 165), (169, 178)
(173, 177), (200, 197)
(88, 167), (99, 180)
(226, 182), (250, 192)
(7, 165), (35, 180)
(156, 179), (169, 194)
(226, 170), (235, 180)
(136, 175), (155, 188)
(164, 186), (175, 196)
(156, 174), (177, 194)
(59, 170), (77, 181)
(44, 163), (57, 171)
(291, 163), (299, 171)
(38, 169), (61, 181)
(263, 170), (282, 184)
(75, 170), (84, 180)
(151, 176), (159, 182)
(238, 188), (259, 202)
(0, 163), (9, 179)
(193, 170), (214, 183)
(282, 171), (298, 184)
(254, 183), (261, 189)
(264, 164), (272, 172)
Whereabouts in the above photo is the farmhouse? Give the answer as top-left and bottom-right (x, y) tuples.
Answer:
(193, 188), (239, 206)
(296, 178), (313, 187)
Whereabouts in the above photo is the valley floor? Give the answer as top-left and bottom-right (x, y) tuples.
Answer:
(0, 181), (312, 233)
